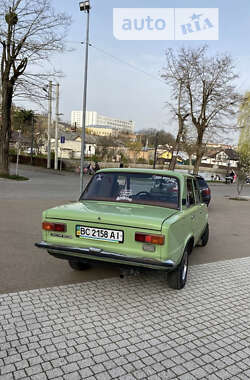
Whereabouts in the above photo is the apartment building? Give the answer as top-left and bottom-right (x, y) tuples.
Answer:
(71, 110), (135, 133)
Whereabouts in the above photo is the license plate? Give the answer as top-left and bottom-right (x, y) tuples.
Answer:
(76, 226), (124, 243)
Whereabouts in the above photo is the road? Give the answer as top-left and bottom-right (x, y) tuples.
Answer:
(0, 164), (249, 294)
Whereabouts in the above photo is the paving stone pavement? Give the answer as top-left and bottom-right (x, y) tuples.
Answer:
(0, 257), (249, 380)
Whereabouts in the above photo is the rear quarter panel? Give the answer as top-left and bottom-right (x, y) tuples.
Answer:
(162, 212), (193, 265)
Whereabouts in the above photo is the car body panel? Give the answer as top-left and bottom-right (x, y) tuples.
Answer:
(44, 201), (179, 231)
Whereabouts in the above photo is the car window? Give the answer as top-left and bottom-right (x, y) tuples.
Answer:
(193, 179), (201, 204)
(81, 172), (180, 209)
(197, 177), (207, 189)
(186, 178), (195, 207)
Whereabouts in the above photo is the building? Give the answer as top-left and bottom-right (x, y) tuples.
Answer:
(71, 110), (135, 134)
(42, 132), (97, 159)
(86, 125), (113, 137)
(201, 149), (239, 168)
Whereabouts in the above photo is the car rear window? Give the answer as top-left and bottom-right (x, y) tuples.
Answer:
(197, 177), (208, 189)
(80, 172), (180, 209)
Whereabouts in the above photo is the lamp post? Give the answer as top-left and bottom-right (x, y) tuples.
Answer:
(54, 83), (59, 170)
(47, 80), (52, 169)
(153, 132), (159, 169)
(79, 0), (91, 195)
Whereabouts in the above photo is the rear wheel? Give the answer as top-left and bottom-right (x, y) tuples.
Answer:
(200, 224), (209, 247)
(167, 250), (188, 290)
(68, 260), (91, 271)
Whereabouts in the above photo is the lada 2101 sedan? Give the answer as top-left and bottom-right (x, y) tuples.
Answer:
(35, 169), (209, 290)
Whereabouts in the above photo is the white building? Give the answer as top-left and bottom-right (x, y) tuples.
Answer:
(71, 110), (135, 133)
(201, 149), (239, 168)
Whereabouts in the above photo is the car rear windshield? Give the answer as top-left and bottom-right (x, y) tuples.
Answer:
(197, 177), (208, 189)
(80, 172), (179, 209)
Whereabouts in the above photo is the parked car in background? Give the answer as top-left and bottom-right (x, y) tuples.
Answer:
(195, 175), (211, 206)
(36, 169), (209, 290)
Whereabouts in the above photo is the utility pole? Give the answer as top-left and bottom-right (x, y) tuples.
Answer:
(153, 132), (159, 169)
(47, 80), (52, 169)
(30, 114), (34, 165)
(54, 83), (59, 170)
(16, 130), (21, 176)
(79, 1), (91, 194)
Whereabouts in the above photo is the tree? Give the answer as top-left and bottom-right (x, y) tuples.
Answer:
(126, 141), (142, 163)
(12, 108), (33, 135)
(180, 127), (198, 170)
(0, 0), (70, 175)
(138, 129), (175, 148)
(238, 92), (250, 147)
(162, 46), (240, 174)
(236, 143), (250, 195)
(236, 93), (250, 195)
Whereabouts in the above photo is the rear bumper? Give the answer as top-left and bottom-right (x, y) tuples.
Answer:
(35, 241), (176, 271)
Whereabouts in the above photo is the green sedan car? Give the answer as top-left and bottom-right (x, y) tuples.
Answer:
(36, 169), (209, 290)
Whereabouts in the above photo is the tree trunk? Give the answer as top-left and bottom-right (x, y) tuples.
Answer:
(169, 119), (183, 171)
(237, 179), (244, 195)
(193, 129), (204, 175)
(0, 81), (14, 176)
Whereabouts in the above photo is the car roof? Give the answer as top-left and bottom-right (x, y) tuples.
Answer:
(97, 168), (194, 180)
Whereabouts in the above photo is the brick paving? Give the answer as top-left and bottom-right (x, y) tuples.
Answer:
(0, 257), (249, 380)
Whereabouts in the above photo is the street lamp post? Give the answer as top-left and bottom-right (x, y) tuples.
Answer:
(30, 114), (34, 165)
(54, 83), (59, 170)
(79, 1), (91, 195)
(153, 132), (159, 169)
(47, 80), (52, 169)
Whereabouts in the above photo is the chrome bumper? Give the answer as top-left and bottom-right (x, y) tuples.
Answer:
(35, 241), (176, 270)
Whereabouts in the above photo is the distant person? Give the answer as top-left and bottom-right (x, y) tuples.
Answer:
(87, 162), (94, 175)
(119, 162), (124, 168)
(211, 174), (214, 181)
(94, 162), (100, 172)
(230, 170), (235, 184)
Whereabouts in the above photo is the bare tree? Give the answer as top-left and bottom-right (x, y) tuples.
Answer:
(0, 0), (71, 175)
(162, 50), (190, 170)
(162, 46), (241, 174)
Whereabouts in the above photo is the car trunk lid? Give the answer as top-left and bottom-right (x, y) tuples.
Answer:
(45, 200), (178, 231)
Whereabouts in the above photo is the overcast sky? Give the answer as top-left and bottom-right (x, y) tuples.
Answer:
(16, 0), (250, 144)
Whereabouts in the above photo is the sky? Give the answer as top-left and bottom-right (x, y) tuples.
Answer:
(17, 0), (250, 144)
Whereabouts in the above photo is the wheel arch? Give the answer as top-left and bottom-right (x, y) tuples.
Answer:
(185, 235), (194, 255)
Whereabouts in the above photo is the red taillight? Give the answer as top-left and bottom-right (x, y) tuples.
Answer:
(135, 233), (165, 245)
(42, 222), (67, 232)
(203, 188), (210, 195)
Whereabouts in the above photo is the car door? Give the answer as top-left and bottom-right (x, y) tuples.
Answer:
(186, 178), (203, 244)
(193, 178), (207, 238)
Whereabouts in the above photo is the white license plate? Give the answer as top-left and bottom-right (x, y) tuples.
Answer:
(76, 226), (124, 243)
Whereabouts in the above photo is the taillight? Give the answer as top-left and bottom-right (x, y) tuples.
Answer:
(135, 233), (165, 245)
(203, 188), (210, 195)
(42, 222), (67, 232)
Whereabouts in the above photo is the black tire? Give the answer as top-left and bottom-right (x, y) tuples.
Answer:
(68, 259), (91, 271)
(167, 250), (188, 290)
(200, 224), (209, 247)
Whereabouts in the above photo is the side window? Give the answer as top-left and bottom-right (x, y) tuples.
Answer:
(186, 179), (195, 207)
(193, 180), (201, 204)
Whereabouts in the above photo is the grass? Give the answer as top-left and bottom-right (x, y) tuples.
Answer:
(0, 174), (29, 181)
(228, 197), (248, 201)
